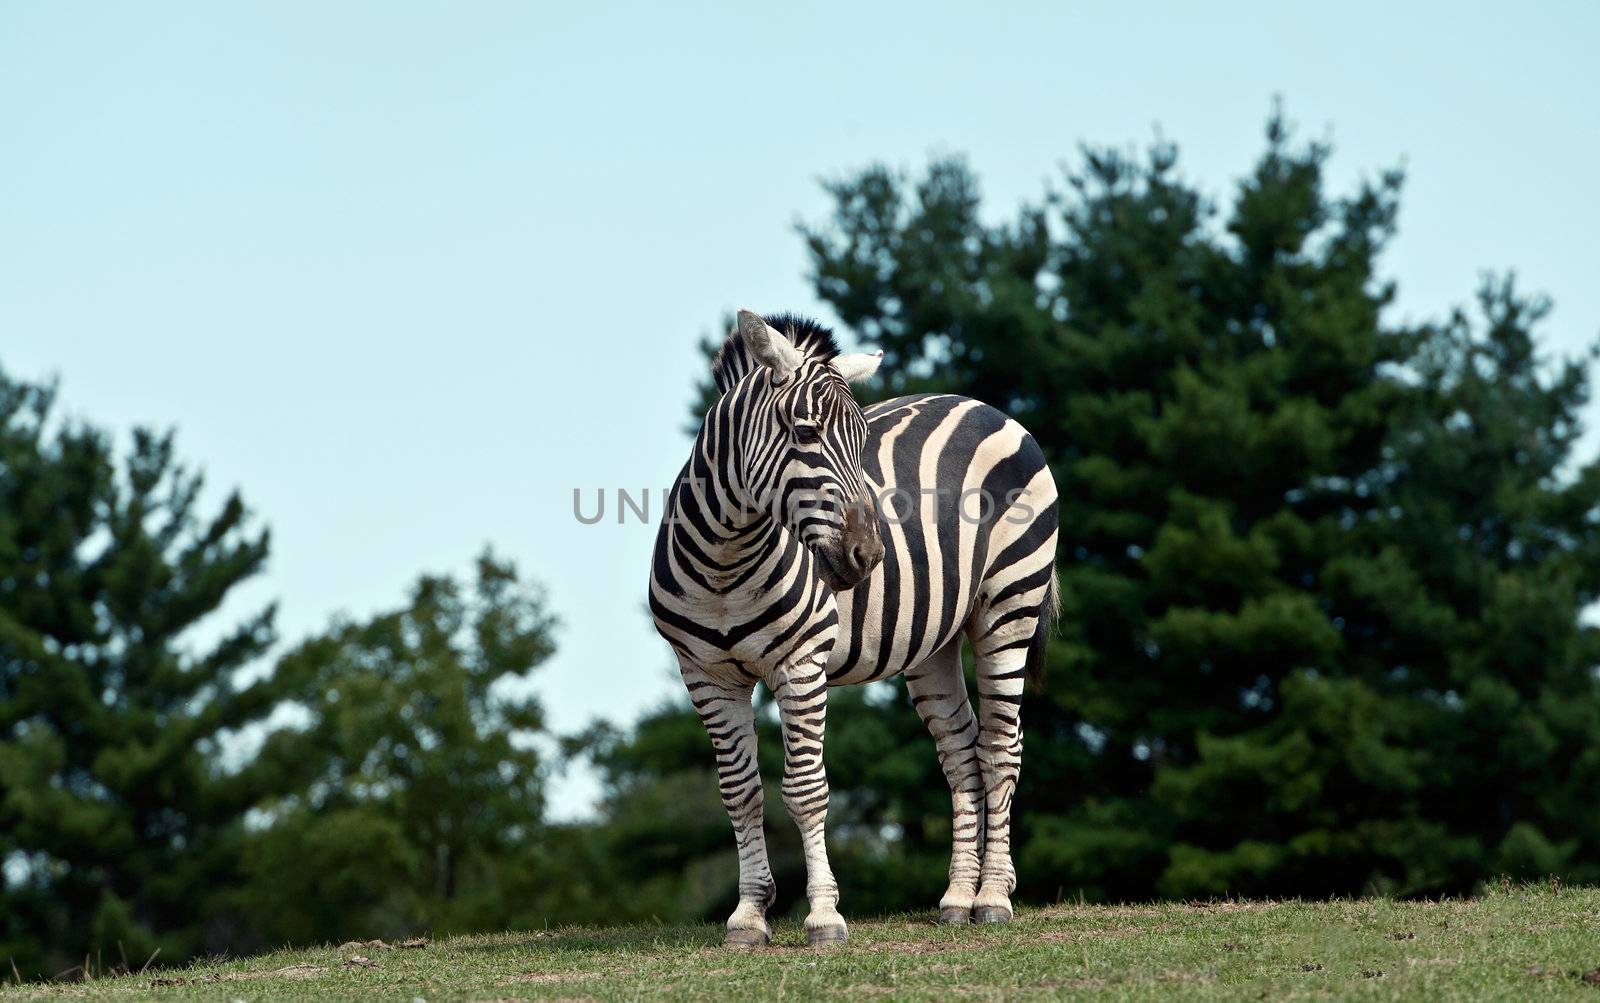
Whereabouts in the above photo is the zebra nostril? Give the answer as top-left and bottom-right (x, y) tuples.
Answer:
(850, 542), (871, 571)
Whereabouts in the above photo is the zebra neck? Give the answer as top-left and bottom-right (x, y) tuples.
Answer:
(666, 393), (791, 594)
(665, 474), (788, 595)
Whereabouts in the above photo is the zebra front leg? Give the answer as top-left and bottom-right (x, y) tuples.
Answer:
(970, 638), (1029, 924)
(771, 660), (847, 947)
(685, 669), (776, 948)
(904, 637), (984, 924)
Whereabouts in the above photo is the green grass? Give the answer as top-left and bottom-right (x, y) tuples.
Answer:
(6, 885), (1599, 1000)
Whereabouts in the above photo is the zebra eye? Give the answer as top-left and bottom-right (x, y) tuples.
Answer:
(794, 423), (821, 445)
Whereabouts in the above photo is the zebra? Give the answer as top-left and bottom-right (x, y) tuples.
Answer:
(649, 310), (1059, 947)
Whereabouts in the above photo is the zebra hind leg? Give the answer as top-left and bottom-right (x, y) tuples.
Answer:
(683, 669), (777, 948)
(904, 636), (983, 924)
(967, 602), (1043, 924)
(771, 658), (848, 947)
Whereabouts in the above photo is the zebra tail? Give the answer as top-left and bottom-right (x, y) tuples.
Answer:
(1024, 565), (1060, 690)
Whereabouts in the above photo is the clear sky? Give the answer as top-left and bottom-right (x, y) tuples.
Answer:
(4, 2), (1597, 816)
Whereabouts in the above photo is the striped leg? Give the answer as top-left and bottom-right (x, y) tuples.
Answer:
(968, 623), (1033, 924)
(771, 659), (847, 946)
(684, 668), (776, 947)
(905, 637), (984, 924)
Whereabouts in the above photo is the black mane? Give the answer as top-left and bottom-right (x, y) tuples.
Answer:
(710, 313), (841, 393)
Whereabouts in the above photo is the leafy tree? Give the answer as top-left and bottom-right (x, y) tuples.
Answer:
(574, 685), (948, 923)
(572, 702), (768, 924)
(236, 552), (557, 946)
(0, 366), (276, 978)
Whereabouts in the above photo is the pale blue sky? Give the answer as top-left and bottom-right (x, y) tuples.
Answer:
(4, 2), (1597, 815)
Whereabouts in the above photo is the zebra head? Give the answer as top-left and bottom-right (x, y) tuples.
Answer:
(732, 310), (886, 592)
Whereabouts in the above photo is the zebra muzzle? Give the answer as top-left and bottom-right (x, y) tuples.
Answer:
(830, 491), (885, 585)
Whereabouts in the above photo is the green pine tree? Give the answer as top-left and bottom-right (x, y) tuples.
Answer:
(561, 109), (1600, 916)
(788, 109), (1600, 901)
(0, 366), (276, 978)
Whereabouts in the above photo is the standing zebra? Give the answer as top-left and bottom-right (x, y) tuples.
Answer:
(649, 310), (1059, 947)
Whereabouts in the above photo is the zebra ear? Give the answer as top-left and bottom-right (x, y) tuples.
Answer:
(737, 310), (802, 383)
(833, 350), (883, 384)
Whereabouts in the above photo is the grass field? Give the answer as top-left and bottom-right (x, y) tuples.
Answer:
(5, 884), (1598, 1000)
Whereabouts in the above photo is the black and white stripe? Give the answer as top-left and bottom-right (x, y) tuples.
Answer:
(650, 312), (1059, 946)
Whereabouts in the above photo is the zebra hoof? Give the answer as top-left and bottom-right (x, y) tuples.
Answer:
(724, 927), (770, 949)
(973, 905), (1013, 924)
(806, 924), (849, 948)
(939, 907), (972, 925)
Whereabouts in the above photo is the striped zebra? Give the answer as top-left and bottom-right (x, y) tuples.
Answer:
(649, 310), (1059, 947)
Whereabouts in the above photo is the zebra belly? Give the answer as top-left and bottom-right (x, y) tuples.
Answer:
(824, 393), (1055, 686)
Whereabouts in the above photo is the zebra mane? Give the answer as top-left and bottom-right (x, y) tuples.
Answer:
(711, 313), (841, 393)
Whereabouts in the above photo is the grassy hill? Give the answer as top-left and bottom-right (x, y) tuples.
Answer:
(4, 885), (1598, 1000)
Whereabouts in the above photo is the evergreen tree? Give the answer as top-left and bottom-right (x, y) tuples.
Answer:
(546, 111), (1600, 915)
(237, 552), (556, 946)
(795, 111), (1600, 900)
(0, 366), (276, 978)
